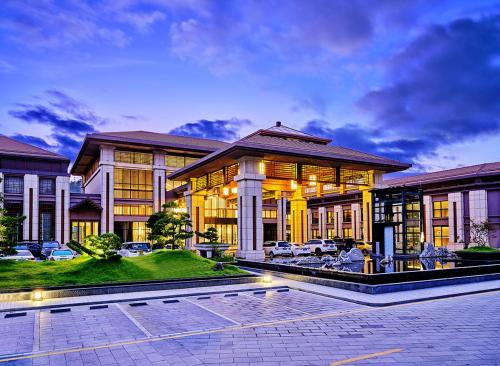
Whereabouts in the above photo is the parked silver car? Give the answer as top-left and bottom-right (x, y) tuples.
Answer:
(118, 242), (152, 257)
(1, 249), (35, 261)
(48, 249), (75, 261)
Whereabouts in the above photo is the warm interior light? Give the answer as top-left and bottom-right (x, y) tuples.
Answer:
(231, 187), (238, 194)
(32, 290), (43, 301)
(262, 275), (272, 283)
(309, 175), (317, 187)
(290, 180), (297, 190)
(222, 187), (229, 196)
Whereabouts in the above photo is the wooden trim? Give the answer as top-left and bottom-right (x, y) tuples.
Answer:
(61, 189), (65, 243)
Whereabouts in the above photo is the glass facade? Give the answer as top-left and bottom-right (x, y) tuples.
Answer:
(114, 204), (153, 216)
(115, 150), (152, 165)
(165, 155), (198, 168)
(71, 221), (99, 243)
(4, 176), (23, 194)
(39, 178), (55, 195)
(114, 168), (153, 199)
(204, 223), (238, 251)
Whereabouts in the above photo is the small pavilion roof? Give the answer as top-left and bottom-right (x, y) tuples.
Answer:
(0, 135), (69, 161)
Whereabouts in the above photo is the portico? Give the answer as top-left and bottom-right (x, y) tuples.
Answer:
(168, 122), (409, 259)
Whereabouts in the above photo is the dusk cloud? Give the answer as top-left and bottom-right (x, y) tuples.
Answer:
(8, 91), (106, 161)
(169, 118), (252, 141)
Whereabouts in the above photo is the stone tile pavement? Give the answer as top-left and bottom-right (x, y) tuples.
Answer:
(0, 288), (499, 365)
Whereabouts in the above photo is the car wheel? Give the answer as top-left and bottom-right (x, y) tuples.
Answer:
(315, 248), (322, 256)
(269, 252), (275, 259)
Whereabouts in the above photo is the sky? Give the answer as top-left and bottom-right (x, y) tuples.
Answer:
(0, 0), (499, 177)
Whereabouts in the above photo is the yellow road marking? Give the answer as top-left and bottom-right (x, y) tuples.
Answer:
(0, 288), (498, 363)
(330, 348), (402, 365)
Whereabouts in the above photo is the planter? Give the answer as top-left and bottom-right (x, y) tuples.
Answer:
(455, 250), (500, 261)
(195, 243), (230, 258)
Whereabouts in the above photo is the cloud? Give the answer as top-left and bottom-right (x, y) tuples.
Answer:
(0, 59), (15, 74)
(8, 90), (107, 161)
(169, 118), (252, 141)
(0, 1), (166, 48)
(358, 15), (500, 147)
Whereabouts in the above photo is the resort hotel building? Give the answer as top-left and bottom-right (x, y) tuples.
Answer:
(1, 122), (499, 258)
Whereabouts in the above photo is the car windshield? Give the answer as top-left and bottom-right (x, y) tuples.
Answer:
(277, 242), (290, 247)
(324, 240), (335, 244)
(126, 243), (150, 250)
(43, 242), (59, 248)
(15, 250), (32, 256)
(15, 245), (28, 250)
(52, 250), (72, 256)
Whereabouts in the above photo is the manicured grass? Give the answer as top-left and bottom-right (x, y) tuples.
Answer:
(0, 250), (246, 290)
(461, 246), (500, 252)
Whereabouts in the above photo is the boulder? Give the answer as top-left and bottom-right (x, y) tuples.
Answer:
(420, 243), (436, 258)
(347, 248), (364, 262)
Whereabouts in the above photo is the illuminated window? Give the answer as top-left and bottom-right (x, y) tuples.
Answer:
(114, 168), (153, 199)
(132, 222), (149, 242)
(4, 176), (23, 194)
(165, 171), (187, 191)
(327, 211), (334, 224)
(433, 226), (449, 247)
(311, 229), (320, 239)
(165, 155), (199, 168)
(343, 209), (352, 223)
(433, 200), (448, 218)
(115, 150), (152, 165)
(71, 221), (99, 243)
(327, 229), (335, 239)
(343, 227), (353, 238)
(263, 210), (277, 219)
(114, 204), (153, 216)
(311, 211), (319, 224)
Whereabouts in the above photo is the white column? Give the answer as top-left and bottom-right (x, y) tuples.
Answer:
(23, 174), (39, 241)
(318, 206), (327, 239)
(334, 205), (343, 238)
(235, 157), (265, 260)
(423, 195), (432, 243)
(448, 192), (464, 249)
(55, 176), (70, 244)
(306, 209), (312, 240)
(276, 197), (287, 241)
(351, 203), (362, 240)
(153, 151), (166, 212)
(469, 190), (489, 245)
(100, 145), (115, 234)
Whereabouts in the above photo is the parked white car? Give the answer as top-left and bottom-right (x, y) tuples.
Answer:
(1, 249), (35, 261)
(304, 239), (338, 256)
(118, 242), (152, 257)
(48, 249), (75, 261)
(290, 243), (311, 256)
(263, 241), (292, 258)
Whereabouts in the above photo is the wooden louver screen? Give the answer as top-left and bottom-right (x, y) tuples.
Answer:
(224, 164), (238, 184)
(340, 168), (369, 185)
(209, 169), (224, 187)
(264, 160), (296, 179)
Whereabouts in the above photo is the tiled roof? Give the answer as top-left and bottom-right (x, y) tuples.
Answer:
(385, 162), (500, 186)
(169, 126), (410, 179)
(90, 131), (229, 151)
(0, 135), (68, 161)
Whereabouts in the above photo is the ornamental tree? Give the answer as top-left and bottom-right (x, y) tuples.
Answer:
(147, 201), (193, 249)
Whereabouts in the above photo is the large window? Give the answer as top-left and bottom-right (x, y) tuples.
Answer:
(166, 176), (187, 191)
(114, 204), (152, 216)
(433, 226), (449, 247)
(114, 168), (153, 199)
(343, 227), (353, 238)
(343, 209), (352, 223)
(263, 209), (277, 219)
(4, 176), (23, 194)
(71, 221), (99, 243)
(115, 150), (152, 165)
(327, 228), (335, 239)
(433, 200), (448, 218)
(165, 155), (198, 169)
(311, 229), (320, 239)
(39, 178), (55, 195)
(327, 211), (334, 224)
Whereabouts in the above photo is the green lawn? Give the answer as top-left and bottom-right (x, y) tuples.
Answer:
(460, 246), (500, 252)
(0, 250), (246, 290)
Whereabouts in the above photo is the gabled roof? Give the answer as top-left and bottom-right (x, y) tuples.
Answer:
(169, 123), (410, 180)
(245, 121), (332, 144)
(0, 135), (69, 161)
(385, 162), (500, 187)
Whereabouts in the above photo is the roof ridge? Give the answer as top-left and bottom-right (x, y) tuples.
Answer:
(93, 130), (228, 144)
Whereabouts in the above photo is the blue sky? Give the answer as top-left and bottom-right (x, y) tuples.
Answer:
(1, 0), (499, 175)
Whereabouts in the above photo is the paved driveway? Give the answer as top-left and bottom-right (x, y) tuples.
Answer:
(0, 288), (499, 365)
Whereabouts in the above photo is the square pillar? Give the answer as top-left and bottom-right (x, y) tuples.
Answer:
(351, 203), (362, 240)
(290, 187), (307, 244)
(100, 145), (115, 234)
(423, 195), (433, 243)
(469, 190), (489, 245)
(276, 197), (288, 241)
(334, 205), (343, 238)
(448, 192), (464, 249)
(55, 176), (70, 245)
(235, 157), (265, 260)
(23, 174), (39, 241)
(153, 151), (166, 212)
(306, 208), (313, 240)
(318, 206), (327, 239)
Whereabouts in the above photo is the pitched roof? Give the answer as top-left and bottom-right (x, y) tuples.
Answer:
(385, 162), (500, 187)
(169, 124), (410, 179)
(89, 131), (229, 151)
(0, 135), (69, 161)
